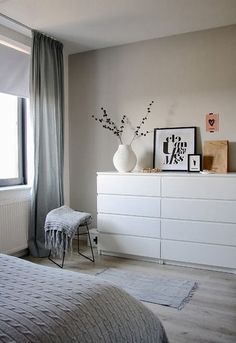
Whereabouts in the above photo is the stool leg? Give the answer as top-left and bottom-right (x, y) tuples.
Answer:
(48, 249), (65, 268)
(87, 223), (95, 262)
(77, 223), (95, 262)
(48, 234), (66, 268)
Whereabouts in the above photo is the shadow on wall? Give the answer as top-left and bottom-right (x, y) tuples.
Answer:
(137, 149), (153, 170)
(229, 142), (236, 172)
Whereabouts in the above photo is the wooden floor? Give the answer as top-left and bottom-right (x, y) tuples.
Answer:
(25, 245), (236, 343)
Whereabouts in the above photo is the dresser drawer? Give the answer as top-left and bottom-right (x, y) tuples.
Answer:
(97, 174), (161, 196)
(161, 219), (236, 246)
(162, 176), (236, 200)
(98, 214), (160, 238)
(98, 195), (160, 217)
(161, 240), (236, 269)
(99, 233), (160, 259)
(162, 198), (236, 223)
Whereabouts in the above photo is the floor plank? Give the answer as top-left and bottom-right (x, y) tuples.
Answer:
(24, 247), (236, 343)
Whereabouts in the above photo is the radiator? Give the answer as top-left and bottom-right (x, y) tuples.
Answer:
(0, 187), (31, 255)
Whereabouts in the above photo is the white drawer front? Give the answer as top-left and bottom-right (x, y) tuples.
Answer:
(161, 240), (236, 269)
(162, 198), (236, 223)
(161, 219), (236, 246)
(99, 233), (160, 259)
(97, 175), (161, 196)
(162, 176), (236, 200)
(98, 195), (160, 217)
(98, 214), (160, 238)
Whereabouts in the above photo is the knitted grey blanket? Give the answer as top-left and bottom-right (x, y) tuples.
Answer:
(44, 206), (92, 257)
(0, 254), (169, 343)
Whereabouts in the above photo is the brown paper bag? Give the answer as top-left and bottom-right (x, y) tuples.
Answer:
(203, 140), (228, 173)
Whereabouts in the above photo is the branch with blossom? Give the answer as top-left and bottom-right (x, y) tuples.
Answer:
(91, 101), (155, 145)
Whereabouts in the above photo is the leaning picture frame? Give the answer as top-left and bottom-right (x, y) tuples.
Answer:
(153, 127), (196, 171)
(188, 154), (202, 172)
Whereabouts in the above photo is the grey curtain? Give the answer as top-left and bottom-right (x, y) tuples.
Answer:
(29, 30), (64, 257)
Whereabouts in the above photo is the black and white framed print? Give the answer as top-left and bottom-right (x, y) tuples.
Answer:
(153, 127), (196, 171)
(188, 154), (202, 172)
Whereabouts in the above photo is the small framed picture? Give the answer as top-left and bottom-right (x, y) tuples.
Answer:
(188, 154), (202, 172)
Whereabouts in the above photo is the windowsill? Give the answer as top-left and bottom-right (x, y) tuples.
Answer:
(0, 184), (31, 192)
(0, 184), (31, 203)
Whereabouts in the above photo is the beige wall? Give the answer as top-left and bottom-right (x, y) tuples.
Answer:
(63, 52), (70, 205)
(68, 25), (236, 222)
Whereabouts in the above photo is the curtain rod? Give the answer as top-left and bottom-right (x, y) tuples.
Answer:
(0, 13), (60, 42)
(0, 12), (31, 31)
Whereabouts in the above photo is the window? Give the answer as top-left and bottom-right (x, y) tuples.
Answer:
(0, 92), (27, 186)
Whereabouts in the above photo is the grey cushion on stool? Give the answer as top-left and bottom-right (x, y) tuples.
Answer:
(45, 205), (94, 267)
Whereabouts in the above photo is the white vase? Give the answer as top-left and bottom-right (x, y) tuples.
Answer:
(113, 144), (137, 172)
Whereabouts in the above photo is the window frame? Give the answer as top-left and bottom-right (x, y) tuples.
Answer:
(0, 96), (27, 187)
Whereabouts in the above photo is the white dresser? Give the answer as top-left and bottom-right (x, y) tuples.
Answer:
(97, 173), (161, 259)
(97, 172), (236, 271)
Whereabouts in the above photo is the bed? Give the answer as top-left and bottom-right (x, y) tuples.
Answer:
(0, 254), (168, 343)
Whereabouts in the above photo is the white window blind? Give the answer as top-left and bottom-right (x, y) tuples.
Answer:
(0, 43), (30, 97)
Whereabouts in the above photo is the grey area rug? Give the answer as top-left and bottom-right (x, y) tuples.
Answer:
(96, 268), (198, 310)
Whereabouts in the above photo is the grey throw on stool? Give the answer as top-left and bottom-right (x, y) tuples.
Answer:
(45, 205), (95, 268)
